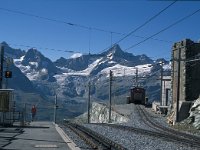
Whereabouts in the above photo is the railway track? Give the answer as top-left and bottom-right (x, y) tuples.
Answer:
(64, 122), (127, 150)
(91, 123), (200, 148)
(135, 104), (200, 147)
(62, 105), (200, 149)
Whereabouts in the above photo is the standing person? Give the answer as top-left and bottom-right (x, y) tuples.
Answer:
(31, 105), (37, 121)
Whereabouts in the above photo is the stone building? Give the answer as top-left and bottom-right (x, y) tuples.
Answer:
(171, 39), (200, 122)
(161, 76), (171, 106)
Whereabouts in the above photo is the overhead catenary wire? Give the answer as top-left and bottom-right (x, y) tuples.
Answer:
(2, 36), (174, 58)
(1, 40), (170, 64)
(125, 8), (200, 51)
(0, 7), (175, 46)
(0, 7), (122, 35)
(0, 4), (178, 56)
(99, 0), (177, 53)
(128, 34), (174, 44)
(3, 42), (83, 54)
(1, 3), (198, 61)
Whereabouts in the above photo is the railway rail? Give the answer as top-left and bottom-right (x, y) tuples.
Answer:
(90, 123), (200, 148)
(62, 104), (200, 149)
(135, 104), (200, 147)
(64, 122), (127, 150)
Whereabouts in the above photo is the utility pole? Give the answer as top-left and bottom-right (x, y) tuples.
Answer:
(160, 61), (164, 106)
(135, 68), (138, 87)
(0, 46), (4, 89)
(110, 32), (113, 48)
(133, 67), (148, 87)
(54, 94), (58, 123)
(88, 81), (91, 123)
(24, 103), (27, 123)
(109, 70), (113, 123)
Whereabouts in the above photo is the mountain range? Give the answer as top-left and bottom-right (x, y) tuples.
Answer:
(1, 42), (170, 120)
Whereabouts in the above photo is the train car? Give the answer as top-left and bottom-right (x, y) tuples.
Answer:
(130, 87), (146, 105)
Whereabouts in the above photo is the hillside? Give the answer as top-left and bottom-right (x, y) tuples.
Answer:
(1, 42), (170, 120)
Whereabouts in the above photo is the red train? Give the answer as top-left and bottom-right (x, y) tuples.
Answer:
(129, 87), (146, 105)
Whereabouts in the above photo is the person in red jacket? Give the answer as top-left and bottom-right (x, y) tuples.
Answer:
(31, 105), (37, 121)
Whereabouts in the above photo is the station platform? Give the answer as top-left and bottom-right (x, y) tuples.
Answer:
(0, 121), (80, 150)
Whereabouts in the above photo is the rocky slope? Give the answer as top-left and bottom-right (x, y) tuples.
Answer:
(1, 42), (171, 120)
(189, 97), (200, 129)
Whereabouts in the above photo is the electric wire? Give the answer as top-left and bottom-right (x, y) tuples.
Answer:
(0, 7), (174, 46)
(1, 36), (173, 58)
(128, 34), (174, 43)
(0, 7), (121, 35)
(99, 0), (177, 53)
(0, 3), (177, 56)
(1, 3), (199, 61)
(2, 42), (82, 54)
(125, 8), (200, 51)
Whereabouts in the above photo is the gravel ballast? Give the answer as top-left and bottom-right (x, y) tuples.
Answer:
(62, 103), (200, 150)
(83, 123), (198, 150)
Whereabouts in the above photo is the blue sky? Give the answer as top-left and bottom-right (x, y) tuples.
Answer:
(0, 0), (200, 61)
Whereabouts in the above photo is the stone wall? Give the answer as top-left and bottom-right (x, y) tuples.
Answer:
(90, 102), (129, 123)
(171, 39), (200, 122)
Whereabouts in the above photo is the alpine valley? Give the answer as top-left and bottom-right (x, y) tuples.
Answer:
(1, 42), (170, 121)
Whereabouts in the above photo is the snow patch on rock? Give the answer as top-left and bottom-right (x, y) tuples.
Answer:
(189, 97), (200, 129)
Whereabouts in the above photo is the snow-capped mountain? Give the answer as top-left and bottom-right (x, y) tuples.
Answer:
(1, 42), (170, 104)
(14, 48), (59, 81)
(51, 45), (155, 99)
(1, 41), (25, 59)
(55, 44), (153, 76)
(0, 41), (172, 121)
(0, 43), (36, 92)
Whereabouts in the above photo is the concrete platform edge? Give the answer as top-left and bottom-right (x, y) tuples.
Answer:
(54, 123), (81, 150)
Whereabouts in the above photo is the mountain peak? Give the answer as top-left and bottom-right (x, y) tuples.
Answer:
(109, 44), (123, 54)
(26, 48), (43, 58)
(102, 44), (124, 58)
(21, 48), (45, 66)
(27, 48), (40, 53)
(1, 41), (9, 47)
